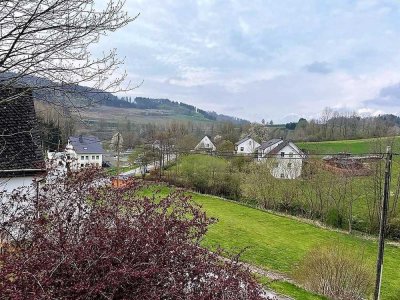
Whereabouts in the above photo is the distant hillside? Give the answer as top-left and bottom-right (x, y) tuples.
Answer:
(3, 73), (249, 125)
(99, 96), (249, 125)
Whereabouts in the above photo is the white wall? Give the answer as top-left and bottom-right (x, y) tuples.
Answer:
(77, 153), (103, 168)
(236, 139), (260, 154)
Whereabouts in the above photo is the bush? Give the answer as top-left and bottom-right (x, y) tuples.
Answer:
(294, 243), (373, 300)
(179, 154), (240, 199)
(326, 208), (344, 228)
(0, 169), (264, 299)
(388, 217), (400, 240)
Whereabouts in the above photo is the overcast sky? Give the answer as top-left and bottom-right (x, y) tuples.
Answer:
(97, 0), (400, 123)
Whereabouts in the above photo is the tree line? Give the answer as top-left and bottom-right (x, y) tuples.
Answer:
(285, 108), (400, 142)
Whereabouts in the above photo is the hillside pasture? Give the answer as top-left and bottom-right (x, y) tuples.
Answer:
(298, 136), (400, 155)
(142, 185), (400, 300)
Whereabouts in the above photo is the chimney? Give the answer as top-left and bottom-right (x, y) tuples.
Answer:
(79, 135), (83, 143)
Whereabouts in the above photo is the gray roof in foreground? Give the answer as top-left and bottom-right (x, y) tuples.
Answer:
(69, 135), (104, 154)
(235, 136), (251, 146)
(258, 139), (282, 150)
(0, 87), (45, 174)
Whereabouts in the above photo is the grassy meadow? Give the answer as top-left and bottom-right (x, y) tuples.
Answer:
(142, 185), (400, 300)
(297, 136), (400, 155)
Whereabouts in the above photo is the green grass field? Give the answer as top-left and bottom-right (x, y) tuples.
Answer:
(143, 186), (400, 300)
(298, 136), (400, 155)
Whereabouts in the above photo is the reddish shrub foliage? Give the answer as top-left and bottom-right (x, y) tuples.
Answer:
(0, 169), (265, 299)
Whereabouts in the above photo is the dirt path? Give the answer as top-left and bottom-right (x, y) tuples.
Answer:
(217, 256), (295, 299)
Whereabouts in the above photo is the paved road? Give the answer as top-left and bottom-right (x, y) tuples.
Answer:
(120, 154), (176, 177)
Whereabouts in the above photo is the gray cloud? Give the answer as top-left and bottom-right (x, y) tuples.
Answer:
(304, 61), (333, 74)
(95, 0), (400, 121)
(364, 83), (400, 107)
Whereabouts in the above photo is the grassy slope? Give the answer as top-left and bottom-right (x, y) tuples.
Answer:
(297, 136), (400, 154)
(79, 106), (215, 125)
(145, 186), (400, 300)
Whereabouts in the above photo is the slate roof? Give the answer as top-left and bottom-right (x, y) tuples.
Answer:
(235, 136), (251, 146)
(69, 135), (104, 154)
(0, 88), (45, 175)
(268, 141), (289, 155)
(258, 139), (282, 151)
(269, 141), (304, 156)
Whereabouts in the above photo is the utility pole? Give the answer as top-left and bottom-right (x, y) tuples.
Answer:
(111, 132), (123, 187)
(159, 141), (163, 180)
(117, 132), (121, 187)
(374, 146), (393, 300)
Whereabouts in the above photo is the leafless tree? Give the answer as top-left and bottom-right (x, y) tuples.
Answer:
(0, 0), (137, 108)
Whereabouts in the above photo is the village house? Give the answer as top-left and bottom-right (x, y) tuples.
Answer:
(235, 136), (260, 154)
(68, 135), (104, 169)
(0, 88), (46, 194)
(257, 139), (305, 179)
(194, 135), (216, 152)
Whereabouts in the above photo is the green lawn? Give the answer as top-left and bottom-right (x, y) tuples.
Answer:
(144, 186), (400, 300)
(298, 136), (400, 155)
(267, 280), (328, 300)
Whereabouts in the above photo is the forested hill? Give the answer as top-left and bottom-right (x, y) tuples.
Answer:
(99, 95), (249, 124)
(3, 73), (249, 125)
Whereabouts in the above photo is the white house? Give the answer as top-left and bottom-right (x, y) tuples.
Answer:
(0, 87), (46, 194)
(69, 135), (104, 169)
(235, 136), (260, 154)
(194, 136), (216, 152)
(257, 139), (305, 179)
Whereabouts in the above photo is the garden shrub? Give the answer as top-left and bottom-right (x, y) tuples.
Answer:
(294, 243), (373, 300)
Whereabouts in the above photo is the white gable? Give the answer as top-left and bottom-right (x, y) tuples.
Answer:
(236, 138), (261, 154)
(195, 136), (216, 151)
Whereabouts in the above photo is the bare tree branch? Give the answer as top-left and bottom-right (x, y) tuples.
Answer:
(0, 0), (137, 107)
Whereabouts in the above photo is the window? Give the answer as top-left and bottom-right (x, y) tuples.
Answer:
(81, 156), (84, 160)
(280, 152), (285, 157)
(80, 164), (84, 167)
(289, 152), (293, 158)
(92, 155), (95, 160)
(85, 156), (89, 160)
(206, 143), (209, 147)
(287, 163), (292, 168)
(280, 173), (285, 178)
(96, 155), (99, 159)
(240, 147), (244, 151)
